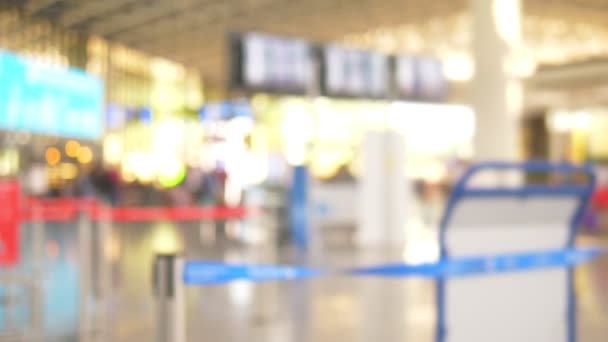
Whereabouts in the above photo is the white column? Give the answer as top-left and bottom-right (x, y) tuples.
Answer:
(356, 131), (407, 247)
(471, 0), (523, 161)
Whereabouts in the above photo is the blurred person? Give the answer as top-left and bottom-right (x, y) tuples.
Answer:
(195, 169), (217, 205)
(184, 166), (203, 204)
(62, 179), (78, 197)
(446, 158), (471, 191)
(414, 178), (447, 228)
(48, 182), (63, 198)
(212, 161), (229, 239)
(25, 162), (48, 197)
(185, 167), (203, 190)
(583, 166), (608, 234)
(106, 166), (120, 204)
(92, 164), (120, 205)
(213, 161), (228, 206)
(167, 183), (192, 207)
(126, 180), (146, 206)
(141, 181), (163, 206)
(76, 166), (97, 198)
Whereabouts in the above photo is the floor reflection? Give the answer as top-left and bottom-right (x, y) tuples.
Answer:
(110, 222), (608, 342)
(1, 218), (607, 341)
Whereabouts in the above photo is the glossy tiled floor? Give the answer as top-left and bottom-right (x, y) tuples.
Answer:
(108, 221), (608, 342)
(3, 213), (606, 341)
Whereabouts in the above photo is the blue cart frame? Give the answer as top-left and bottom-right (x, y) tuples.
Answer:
(436, 161), (596, 342)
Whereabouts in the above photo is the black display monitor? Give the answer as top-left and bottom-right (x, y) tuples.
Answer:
(414, 56), (447, 102)
(229, 32), (447, 101)
(230, 32), (314, 94)
(321, 45), (389, 99)
(394, 55), (447, 102)
(394, 55), (417, 99)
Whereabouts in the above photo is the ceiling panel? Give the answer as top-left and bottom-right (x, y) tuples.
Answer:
(59, 0), (144, 28)
(15, 0), (608, 84)
(122, 1), (239, 48)
(25, 0), (62, 13)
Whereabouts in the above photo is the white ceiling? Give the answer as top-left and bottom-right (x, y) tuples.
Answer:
(18, 0), (608, 85)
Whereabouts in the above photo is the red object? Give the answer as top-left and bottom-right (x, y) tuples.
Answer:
(592, 188), (608, 209)
(24, 197), (97, 222)
(109, 206), (249, 222)
(20, 196), (255, 223)
(0, 181), (20, 265)
(1, 188), (256, 265)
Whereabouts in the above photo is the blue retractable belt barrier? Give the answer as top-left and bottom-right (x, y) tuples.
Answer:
(350, 247), (602, 278)
(182, 247), (604, 285)
(183, 261), (322, 285)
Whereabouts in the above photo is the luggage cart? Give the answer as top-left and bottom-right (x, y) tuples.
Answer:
(437, 162), (595, 342)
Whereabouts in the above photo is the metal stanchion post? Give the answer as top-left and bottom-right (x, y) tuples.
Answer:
(153, 254), (185, 342)
(96, 205), (112, 342)
(79, 210), (92, 342)
(5, 266), (15, 333)
(31, 204), (45, 340)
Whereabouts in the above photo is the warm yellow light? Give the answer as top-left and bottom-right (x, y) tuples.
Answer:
(157, 157), (186, 188)
(106, 233), (121, 263)
(574, 111), (592, 131)
(251, 94), (271, 111)
(138, 171), (156, 184)
(152, 119), (183, 153)
(65, 140), (81, 158)
(284, 144), (307, 166)
(77, 146), (93, 164)
(493, 0), (521, 45)
(47, 166), (60, 179)
(280, 101), (315, 166)
(548, 111), (592, 133)
(389, 101), (475, 156)
(103, 134), (123, 165)
(0, 149), (19, 176)
(152, 224), (182, 254)
(123, 152), (156, 183)
(310, 151), (346, 179)
(59, 163), (78, 180)
(136, 161), (156, 184)
(121, 171), (136, 183)
(443, 53), (474, 81)
(45, 147), (61, 165)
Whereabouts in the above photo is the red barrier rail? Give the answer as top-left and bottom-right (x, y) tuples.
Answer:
(20, 197), (255, 223)
(109, 206), (251, 222)
(593, 189), (608, 209)
(24, 197), (98, 222)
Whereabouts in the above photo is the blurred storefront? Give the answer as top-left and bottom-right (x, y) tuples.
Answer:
(249, 94), (474, 184)
(0, 8), (471, 208)
(0, 5), (205, 199)
(93, 40), (205, 197)
(245, 93), (474, 243)
(522, 56), (608, 232)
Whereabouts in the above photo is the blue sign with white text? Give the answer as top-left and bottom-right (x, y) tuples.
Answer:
(0, 51), (103, 139)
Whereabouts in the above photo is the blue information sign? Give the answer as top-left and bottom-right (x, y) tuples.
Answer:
(0, 51), (103, 139)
